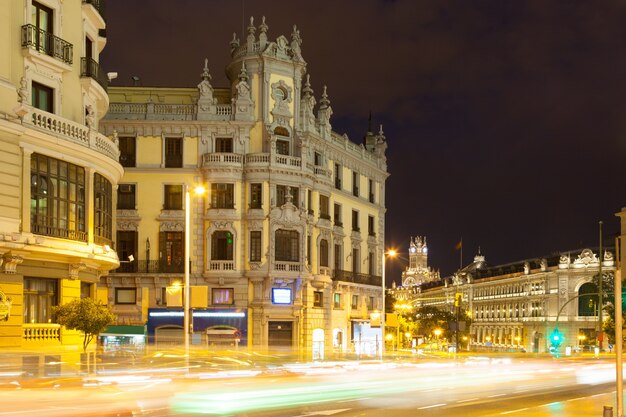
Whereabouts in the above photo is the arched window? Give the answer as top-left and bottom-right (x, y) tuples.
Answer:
(211, 231), (234, 260)
(578, 282), (598, 316)
(319, 239), (328, 267)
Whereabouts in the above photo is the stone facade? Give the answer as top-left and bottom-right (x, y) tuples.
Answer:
(101, 17), (389, 356)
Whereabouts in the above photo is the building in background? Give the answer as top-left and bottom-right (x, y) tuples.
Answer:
(100, 17), (389, 356)
(389, 238), (614, 353)
(0, 0), (121, 356)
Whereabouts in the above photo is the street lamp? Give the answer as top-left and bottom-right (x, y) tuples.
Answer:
(184, 184), (205, 357)
(381, 249), (397, 357)
(434, 328), (442, 350)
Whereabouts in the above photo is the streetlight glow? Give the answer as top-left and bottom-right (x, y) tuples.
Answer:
(381, 248), (398, 357)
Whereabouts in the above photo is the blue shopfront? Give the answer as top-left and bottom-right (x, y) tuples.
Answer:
(147, 308), (248, 347)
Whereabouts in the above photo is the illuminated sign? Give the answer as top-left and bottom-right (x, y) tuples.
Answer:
(272, 288), (292, 305)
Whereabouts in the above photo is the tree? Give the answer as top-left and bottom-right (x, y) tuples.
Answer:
(52, 298), (115, 352)
(592, 271), (626, 345)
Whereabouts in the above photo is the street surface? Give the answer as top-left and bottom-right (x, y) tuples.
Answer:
(0, 350), (621, 416)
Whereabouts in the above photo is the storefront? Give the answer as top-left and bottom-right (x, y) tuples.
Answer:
(99, 325), (146, 352)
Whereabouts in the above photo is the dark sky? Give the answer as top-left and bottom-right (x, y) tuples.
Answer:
(101, 0), (626, 284)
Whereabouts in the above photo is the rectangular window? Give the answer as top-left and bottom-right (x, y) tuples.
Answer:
(319, 239), (329, 267)
(211, 183), (234, 209)
(333, 293), (341, 309)
(352, 210), (359, 232)
(368, 215), (375, 236)
(250, 231), (261, 262)
(352, 171), (359, 197)
(115, 288), (137, 305)
(211, 231), (234, 260)
(352, 247), (359, 273)
(85, 36), (93, 60)
(368, 251), (375, 275)
(314, 152), (322, 166)
(118, 137), (136, 168)
(94, 173), (113, 244)
(81, 282), (92, 299)
(164, 137), (182, 168)
(117, 184), (136, 210)
(276, 185), (299, 207)
(31, 81), (53, 113)
(116, 231), (137, 272)
(314, 291), (323, 307)
(369, 179), (375, 203)
(275, 229), (299, 262)
(212, 288), (234, 305)
(215, 137), (233, 153)
(319, 195), (330, 219)
(159, 231), (184, 273)
(23, 277), (57, 324)
(250, 183), (262, 209)
(307, 189), (313, 215)
(334, 244), (342, 271)
(30, 153), (86, 241)
(351, 294), (359, 309)
(334, 163), (342, 190)
(163, 184), (183, 210)
(334, 203), (342, 226)
(276, 139), (289, 155)
(31, 1), (53, 55)
(368, 296), (375, 310)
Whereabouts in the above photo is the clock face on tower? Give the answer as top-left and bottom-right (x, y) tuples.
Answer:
(409, 246), (416, 254)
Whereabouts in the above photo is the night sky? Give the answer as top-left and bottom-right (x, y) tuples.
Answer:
(101, 0), (626, 284)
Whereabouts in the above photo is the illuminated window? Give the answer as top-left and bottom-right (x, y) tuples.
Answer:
(314, 291), (323, 307)
(212, 288), (234, 305)
(333, 293), (342, 308)
(23, 278), (57, 323)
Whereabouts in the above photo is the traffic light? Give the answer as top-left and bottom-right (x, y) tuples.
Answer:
(550, 328), (563, 348)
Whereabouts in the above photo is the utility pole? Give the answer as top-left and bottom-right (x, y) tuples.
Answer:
(598, 221), (603, 352)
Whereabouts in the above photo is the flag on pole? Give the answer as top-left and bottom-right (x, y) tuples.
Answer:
(455, 239), (463, 251)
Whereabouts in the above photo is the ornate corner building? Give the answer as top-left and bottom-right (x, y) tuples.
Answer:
(100, 17), (389, 356)
(390, 238), (615, 353)
(0, 0), (122, 351)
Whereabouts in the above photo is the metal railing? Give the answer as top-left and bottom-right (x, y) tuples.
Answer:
(21, 24), (73, 65)
(31, 223), (88, 242)
(80, 57), (108, 91)
(333, 270), (381, 286)
(114, 260), (183, 274)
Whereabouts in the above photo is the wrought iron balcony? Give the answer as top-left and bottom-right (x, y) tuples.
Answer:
(114, 260), (183, 274)
(31, 222), (87, 243)
(82, 0), (105, 20)
(21, 24), (73, 65)
(80, 57), (108, 91)
(333, 269), (381, 286)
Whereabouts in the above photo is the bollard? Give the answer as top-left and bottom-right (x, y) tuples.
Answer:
(603, 405), (613, 417)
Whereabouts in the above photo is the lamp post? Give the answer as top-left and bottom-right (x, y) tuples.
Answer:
(434, 328), (442, 351)
(184, 184), (205, 358)
(381, 249), (396, 357)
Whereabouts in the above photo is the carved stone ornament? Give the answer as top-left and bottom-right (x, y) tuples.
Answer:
(160, 221), (184, 232)
(2, 253), (23, 274)
(573, 249), (599, 267)
(69, 263), (87, 280)
(0, 290), (13, 321)
(523, 262), (530, 275)
(558, 254), (570, 269)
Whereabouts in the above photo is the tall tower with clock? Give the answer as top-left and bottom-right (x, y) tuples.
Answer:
(401, 236), (440, 287)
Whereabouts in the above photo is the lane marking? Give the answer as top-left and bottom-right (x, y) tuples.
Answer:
(418, 403), (446, 410)
(501, 408), (529, 414)
(456, 398), (479, 403)
(488, 393), (506, 398)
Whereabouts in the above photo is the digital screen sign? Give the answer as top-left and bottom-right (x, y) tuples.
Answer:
(271, 288), (292, 305)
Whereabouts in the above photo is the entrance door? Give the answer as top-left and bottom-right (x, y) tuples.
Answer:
(268, 321), (293, 349)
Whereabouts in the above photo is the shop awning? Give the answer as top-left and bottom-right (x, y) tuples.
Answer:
(100, 325), (146, 337)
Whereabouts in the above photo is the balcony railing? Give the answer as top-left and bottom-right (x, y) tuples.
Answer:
(80, 57), (108, 91)
(82, 0), (105, 20)
(275, 262), (302, 272)
(114, 260), (183, 274)
(21, 24), (73, 65)
(23, 324), (61, 342)
(333, 270), (381, 286)
(208, 261), (235, 271)
(202, 152), (243, 168)
(31, 223), (88, 243)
